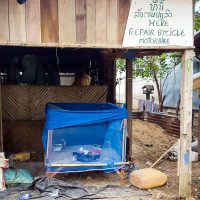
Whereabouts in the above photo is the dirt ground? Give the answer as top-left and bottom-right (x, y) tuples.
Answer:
(10, 119), (200, 200)
(132, 119), (200, 199)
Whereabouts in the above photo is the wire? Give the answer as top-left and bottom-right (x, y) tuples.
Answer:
(56, 48), (61, 73)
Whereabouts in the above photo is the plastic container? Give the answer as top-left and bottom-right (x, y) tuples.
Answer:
(17, 194), (32, 200)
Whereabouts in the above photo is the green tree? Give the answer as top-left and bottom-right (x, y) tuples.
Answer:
(195, 0), (200, 31)
(134, 53), (181, 111)
(195, 16), (200, 31)
(116, 52), (181, 111)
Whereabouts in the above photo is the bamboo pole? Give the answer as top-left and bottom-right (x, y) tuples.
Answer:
(46, 130), (53, 161)
(114, 162), (129, 165)
(198, 105), (200, 161)
(121, 119), (127, 162)
(150, 141), (178, 168)
(50, 163), (107, 167)
(50, 162), (130, 167)
(177, 139), (180, 177)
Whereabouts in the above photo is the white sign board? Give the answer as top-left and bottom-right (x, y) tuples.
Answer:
(122, 0), (193, 48)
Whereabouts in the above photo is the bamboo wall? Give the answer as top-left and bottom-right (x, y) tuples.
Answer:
(2, 85), (108, 152)
(0, 0), (130, 48)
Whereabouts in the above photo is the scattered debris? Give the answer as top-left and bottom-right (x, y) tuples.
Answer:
(124, 163), (140, 172)
(168, 139), (199, 162)
(156, 192), (165, 199)
(17, 193), (32, 200)
(13, 152), (30, 162)
(151, 142), (178, 168)
(145, 161), (152, 166)
(193, 177), (200, 186)
(0, 176), (152, 199)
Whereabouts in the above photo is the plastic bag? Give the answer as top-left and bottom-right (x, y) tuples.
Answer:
(0, 153), (9, 191)
(130, 168), (167, 189)
(4, 169), (33, 184)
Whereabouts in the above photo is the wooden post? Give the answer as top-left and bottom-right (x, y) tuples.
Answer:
(176, 95), (181, 116)
(126, 59), (132, 160)
(113, 60), (117, 104)
(151, 96), (155, 112)
(0, 80), (3, 152)
(179, 49), (193, 198)
(198, 105), (200, 161)
(103, 59), (116, 103)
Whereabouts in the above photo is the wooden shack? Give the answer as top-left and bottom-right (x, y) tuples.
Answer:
(0, 0), (195, 198)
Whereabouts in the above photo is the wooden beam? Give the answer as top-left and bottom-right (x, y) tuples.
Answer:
(102, 50), (181, 60)
(0, 42), (194, 50)
(179, 49), (193, 198)
(103, 59), (116, 103)
(126, 59), (132, 160)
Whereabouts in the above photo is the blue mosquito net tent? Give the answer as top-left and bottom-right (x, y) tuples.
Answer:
(42, 103), (128, 173)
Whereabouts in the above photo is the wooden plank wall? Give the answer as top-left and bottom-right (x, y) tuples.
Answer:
(41, 0), (59, 43)
(0, 0), (9, 43)
(0, 0), (131, 47)
(9, 0), (26, 43)
(26, 0), (41, 43)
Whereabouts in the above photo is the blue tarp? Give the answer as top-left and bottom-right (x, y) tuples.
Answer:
(44, 103), (128, 129)
(163, 58), (200, 109)
(42, 103), (128, 173)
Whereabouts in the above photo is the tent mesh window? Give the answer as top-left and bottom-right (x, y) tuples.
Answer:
(42, 103), (128, 173)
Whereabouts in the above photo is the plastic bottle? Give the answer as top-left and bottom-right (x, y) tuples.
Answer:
(17, 194), (32, 200)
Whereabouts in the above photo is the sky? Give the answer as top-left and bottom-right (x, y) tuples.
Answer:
(196, 2), (200, 13)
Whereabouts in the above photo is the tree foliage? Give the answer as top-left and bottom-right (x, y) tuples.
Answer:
(195, 16), (200, 31)
(195, 0), (200, 31)
(116, 53), (181, 80)
(132, 53), (181, 80)
(116, 52), (181, 111)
